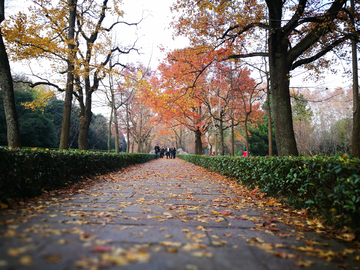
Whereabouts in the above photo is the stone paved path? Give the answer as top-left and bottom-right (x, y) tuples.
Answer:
(0, 159), (359, 270)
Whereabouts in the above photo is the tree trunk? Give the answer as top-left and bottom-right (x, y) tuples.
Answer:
(268, 3), (298, 156)
(219, 120), (224, 155)
(0, 36), (21, 148)
(244, 114), (250, 155)
(194, 127), (202, 155)
(351, 0), (360, 157)
(266, 71), (273, 156)
(231, 118), (234, 156)
(59, 0), (76, 149)
(137, 108), (143, 153)
(0, 0), (21, 148)
(107, 105), (113, 153)
(179, 128), (183, 149)
(78, 93), (92, 150)
(126, 106), (130, 153)
(270, 63), (297, 156)
(114, 106), (119, 153)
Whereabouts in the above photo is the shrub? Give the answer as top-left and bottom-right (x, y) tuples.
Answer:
(178, 154), (360, 234)
(0, 147), (154, 201)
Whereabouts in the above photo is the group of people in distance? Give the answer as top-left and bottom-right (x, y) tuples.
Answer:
(154, 144), (176, 160)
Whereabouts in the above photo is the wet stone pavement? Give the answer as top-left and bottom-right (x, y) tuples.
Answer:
(0, 158), (359, 270)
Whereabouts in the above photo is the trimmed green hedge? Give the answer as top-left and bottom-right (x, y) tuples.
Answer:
(0, 147), (154, 201)
(178, 154), (360, 233)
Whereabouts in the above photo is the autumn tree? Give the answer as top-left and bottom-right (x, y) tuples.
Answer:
(227, 64), (264, 155)
(3, 0), (139, 150)
(0, 0), (20, 147)
(196, 61), (263, 155)
(171, 0), (360, 156)
(153, 47), (215, 155)
(114, 64), (155, 153)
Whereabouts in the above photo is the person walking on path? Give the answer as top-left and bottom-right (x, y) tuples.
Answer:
(154, 144), (160, 159)
(166, 146), (170, 159)
(171, 146), (176, 159)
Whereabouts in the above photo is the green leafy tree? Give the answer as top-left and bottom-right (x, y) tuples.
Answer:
(331, 118), (352, 153)
(88, 114), (113, 150)
(292, 93), (313, 123)
(0, 90), (57, 147)
(248, 118), (277, 156)
(45, 99), (80, 149)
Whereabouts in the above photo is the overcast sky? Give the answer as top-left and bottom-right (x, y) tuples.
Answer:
(118, 0), (189, 69)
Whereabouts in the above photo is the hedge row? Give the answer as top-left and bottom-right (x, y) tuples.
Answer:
(0, 147), (154, 201)
(178, 154), (360, 233)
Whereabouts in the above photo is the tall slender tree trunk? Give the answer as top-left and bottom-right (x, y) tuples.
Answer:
(126, 106), (130, 153)
(266, 70), (273, 156)
(137, 109), (143, 153)
(0, 0), (21, 148)
(351, 0), (360, 157)
(59, 0), (76, 149)
(107, 105), (113, 153)
(244, 115), (250, 155)
(268, 2), (298, 156)
(231, 119), (234, 156)
(179, 128), (183, 149)
(219, 120), (224, 155)
(114, 106), (119, 153)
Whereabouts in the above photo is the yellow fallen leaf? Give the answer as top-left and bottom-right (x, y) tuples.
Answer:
(295, 260), (314, 267)
(19, 256), (32, 266)
(101, 253), (128, 266)
(160, 241), (182, 247)
(185, 264), (198, 270)
(57, 239), (66, 244)
(166, 248), (178, 253)
(247, 237), (264, 243)
(183, 243), (205, 251)
(4, 230), (16, 237)
(45, 255), (62, 263)
(7, 246), (30, 257)
(191, 251), (213, 258)
(0, 203), (8, 209)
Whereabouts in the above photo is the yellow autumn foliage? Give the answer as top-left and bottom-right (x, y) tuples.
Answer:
(21, 85), (55, 114)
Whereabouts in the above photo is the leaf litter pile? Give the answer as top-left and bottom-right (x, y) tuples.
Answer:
(0, 159), (359, 270)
